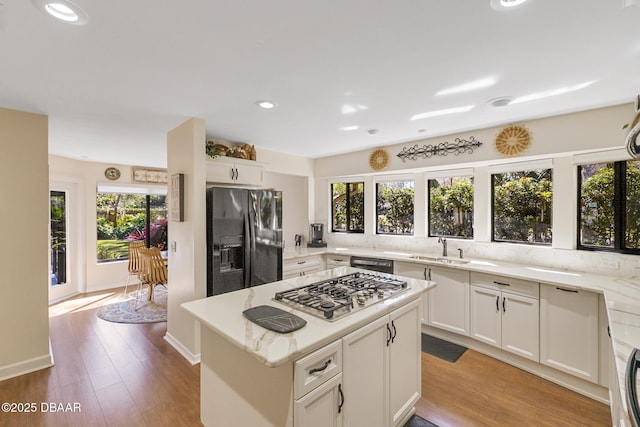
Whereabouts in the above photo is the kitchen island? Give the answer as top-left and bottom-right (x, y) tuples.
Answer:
(182, 267), (433, 427)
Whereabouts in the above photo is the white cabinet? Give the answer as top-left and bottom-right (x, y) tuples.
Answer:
(540, 284), (599, 383)
(342, 299), (421, 427)
(206, 157), (264, 185)
(325, 254), (350, 270)
(395, 261), (430, 324)
(427, 266), (470, 336)
(284, 255), (323, 279)
(470, 273), (539, 361)
(295, 341), (343, 427)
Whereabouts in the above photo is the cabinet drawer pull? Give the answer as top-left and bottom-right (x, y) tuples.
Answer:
(493, 281), (510, 287)
(338, 383), (345, 413)
(309, 359), (332, 375)
(391, 321), (397, 344)
(332, 259), (344, 262)
(556, 287), (578, 293)
(297, 261), (306, 265)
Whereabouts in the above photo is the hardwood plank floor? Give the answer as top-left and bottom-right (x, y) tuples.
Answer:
(0, 289), (611, 426)
(415, 349), (611, 427)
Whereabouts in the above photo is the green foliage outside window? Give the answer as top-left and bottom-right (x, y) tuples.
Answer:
(429, 177), (473, 238)
(493, 170), (552, 244)
(376, 181), (414, 235)
(579, 161), (640, 251)
(332, 182), (364, 232)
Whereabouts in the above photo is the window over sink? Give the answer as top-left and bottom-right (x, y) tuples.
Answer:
(428, 176), (474, 239)
(376, 179), (414, 235)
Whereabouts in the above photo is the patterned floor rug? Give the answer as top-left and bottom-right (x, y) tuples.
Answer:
(97, 287), (167, 324)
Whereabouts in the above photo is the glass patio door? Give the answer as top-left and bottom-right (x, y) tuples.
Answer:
(49, 184), (78, 302)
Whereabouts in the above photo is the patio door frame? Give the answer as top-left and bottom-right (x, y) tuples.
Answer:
(49, 178), (84, 303)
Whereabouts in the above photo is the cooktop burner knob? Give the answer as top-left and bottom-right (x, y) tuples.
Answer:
(377, 289), (385, 297)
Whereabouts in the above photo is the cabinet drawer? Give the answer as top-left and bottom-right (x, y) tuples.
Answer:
(325, 254), (350, 268)
(470, 272), (539, 299)
(284, 256), (322, 275)
(295, 341), (342, 399)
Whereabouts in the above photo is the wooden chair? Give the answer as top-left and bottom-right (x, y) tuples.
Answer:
(124, 240), (146, 295)
(136, 247), (168, 310)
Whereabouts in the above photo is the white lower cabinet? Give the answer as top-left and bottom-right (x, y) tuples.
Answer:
(284, 255), (323, 279)
(325, 254), (350, 270)
(294, 373), (343, 427)
(427, 266), (470, 336)
(342, 299), (421, 427)
(470, 273), (539, 361)
(540, 284), (599, 383)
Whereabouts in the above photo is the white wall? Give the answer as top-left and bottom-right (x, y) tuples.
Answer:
(315, 103), (640, 277)
(0, 108), (51, 380)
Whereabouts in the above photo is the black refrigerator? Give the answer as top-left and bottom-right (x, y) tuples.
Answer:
(206, 187), (283, 296)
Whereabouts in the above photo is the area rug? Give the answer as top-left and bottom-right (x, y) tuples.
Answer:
(97, 288), (167, 324)
(421, 334), (467, 363)
(403, 414), (438, 427)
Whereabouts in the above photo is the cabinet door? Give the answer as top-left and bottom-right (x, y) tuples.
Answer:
(395, 262), (430, 324)
(294, 373), (343, 427)
(234, 161), (264, 185)
(428, 267), (470, 336)
(470, 285), (501, 348)
(206, 160), (236, 183)
(540, 285), (599, 382)
(342, 315), (389, 427)
(501, 292), (539, 361)
(389, 299), (421, 426)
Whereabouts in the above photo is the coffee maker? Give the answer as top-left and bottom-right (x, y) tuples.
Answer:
(307, 223), (327, 247)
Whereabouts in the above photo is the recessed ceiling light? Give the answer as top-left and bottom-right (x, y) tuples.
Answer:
(510, 80), (596, 104)
(341, 104), (368, 114)
(410, 105), (474, 121)
(487, 96), (513, 107)
(340, 125), (359, 131)
(256, 100), (276, 109)
(367, 129), (379, 135)
(501, 0), (527, 7)
(32, 0), (89, 25)
(436, 77), (497, 96)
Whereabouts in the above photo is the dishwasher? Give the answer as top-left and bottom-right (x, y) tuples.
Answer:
(350, 256), (394, 274)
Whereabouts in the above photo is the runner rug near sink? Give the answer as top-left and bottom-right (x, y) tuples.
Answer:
(403, 415), (438, 427)
(421, 334), (467, 363)
(97, 288), (167, 324)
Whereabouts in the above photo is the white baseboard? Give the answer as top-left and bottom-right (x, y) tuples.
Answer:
(164, 332), (200, 365)
(0, 348), (54, 382)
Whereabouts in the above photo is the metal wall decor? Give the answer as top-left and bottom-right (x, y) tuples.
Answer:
(396, 136), (482, 162)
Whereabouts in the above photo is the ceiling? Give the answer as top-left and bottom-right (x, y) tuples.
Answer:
(1, 0), (639, 168)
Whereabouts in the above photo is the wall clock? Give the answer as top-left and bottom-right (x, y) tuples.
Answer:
(494, 125), (531, 157)
(369, 148), (390, 171)
(104, 167), (121, 180)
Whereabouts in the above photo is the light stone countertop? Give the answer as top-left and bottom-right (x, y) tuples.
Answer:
(182, 266), (433, 368)
(283, 245), (640, 422)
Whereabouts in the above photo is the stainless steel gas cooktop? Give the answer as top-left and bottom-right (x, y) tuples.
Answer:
(274, 272), (408, 321)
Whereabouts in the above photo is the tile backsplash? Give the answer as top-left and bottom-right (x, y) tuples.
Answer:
(326, 233), (640, 278)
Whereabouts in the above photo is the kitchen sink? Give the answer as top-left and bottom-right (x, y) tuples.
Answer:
(409, 255), (470, 264)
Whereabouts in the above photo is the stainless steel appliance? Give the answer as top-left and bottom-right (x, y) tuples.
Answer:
(206, 187), (283, 296)
(307, 223), (327, 247)
(274, 272), (408, 320)
(350, 256), (394, 274)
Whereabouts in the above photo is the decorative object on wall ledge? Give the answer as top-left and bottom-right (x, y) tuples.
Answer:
(369, 148), (390, 171)
(396, 136), (482, 162)
(170, 173), (184, 222)
(132, 167), (168, 184)
(494, 124), (531, 157)
(625, 94), (640, 158)
(104, 167), (121, 180)
(206, 138), (256, 161)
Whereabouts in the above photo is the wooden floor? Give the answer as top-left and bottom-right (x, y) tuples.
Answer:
(0, 288), (611, 427)
(415, 350), (611, 427)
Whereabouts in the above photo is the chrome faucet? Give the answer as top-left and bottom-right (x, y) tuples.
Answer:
(438, 237), (447, 257)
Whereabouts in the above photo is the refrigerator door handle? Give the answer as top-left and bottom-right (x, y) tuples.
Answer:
(244, 212), (251, 288)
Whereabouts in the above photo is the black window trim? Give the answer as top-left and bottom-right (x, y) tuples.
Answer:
(427, 176), (474, 240)
(375, 179), (415, 236)
(330, 181), (364, 234)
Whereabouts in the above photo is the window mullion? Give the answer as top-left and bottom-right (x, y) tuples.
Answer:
(615, 162), (627, 250)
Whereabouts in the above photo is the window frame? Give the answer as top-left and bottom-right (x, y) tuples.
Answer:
(577, 160), (640, 255)
(490, 168), (553, 245)
(330, 180), (365, 233)
(374, 177), (415, 236)
(427, 174), (474, 240)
